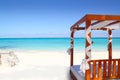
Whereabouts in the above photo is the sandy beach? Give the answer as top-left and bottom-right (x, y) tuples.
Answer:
(0, 50), (119, 80)
(0, 50), (71, 80)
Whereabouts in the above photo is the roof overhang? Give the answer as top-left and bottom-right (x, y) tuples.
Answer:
(71, 14), (120, 30)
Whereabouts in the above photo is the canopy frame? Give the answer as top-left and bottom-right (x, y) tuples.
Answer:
(70, 14), (120, 66)
(69, 14), (120, 80)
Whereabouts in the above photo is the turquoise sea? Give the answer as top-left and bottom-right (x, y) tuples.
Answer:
(0, 38), (120, 52)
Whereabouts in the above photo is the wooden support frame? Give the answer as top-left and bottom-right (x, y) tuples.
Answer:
(69, 14), (120, 80)
(71, 14), (120, 29)
(85, 20), (91, 80)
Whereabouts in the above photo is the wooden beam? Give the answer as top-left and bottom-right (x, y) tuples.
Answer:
(92, 27), (108, 30)
(86, 14), (120, 21)
(73, 27), (85, 30)
(73, 27), (108, 30)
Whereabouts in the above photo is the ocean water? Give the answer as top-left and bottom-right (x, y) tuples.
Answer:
(0, 38), (120, 52)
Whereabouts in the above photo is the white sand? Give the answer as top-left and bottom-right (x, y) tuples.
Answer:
(0, 50), (119, 80)
(0, 50), (71, 80)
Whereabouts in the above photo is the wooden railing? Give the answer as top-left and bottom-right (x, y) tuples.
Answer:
(86, 59), (120, 80)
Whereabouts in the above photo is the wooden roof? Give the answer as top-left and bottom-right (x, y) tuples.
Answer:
(71, 14), (120, 30)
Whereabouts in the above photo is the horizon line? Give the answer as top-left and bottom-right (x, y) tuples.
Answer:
(0, 37), (120, 38)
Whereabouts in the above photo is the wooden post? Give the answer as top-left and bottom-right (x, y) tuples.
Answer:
(108, 29), (112, 59)
(85, 20), (91, 80)
(70, 30), (74, 66)
(85, 20), (91, 59)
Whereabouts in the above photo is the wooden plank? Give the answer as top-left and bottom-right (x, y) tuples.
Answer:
(103, 61), (106, 78)
(112, 60), (116, 78)
(108, 60), (112, 78)
(93, 61), (96, 79)
(118, 60), (120, 78)
(89, 59), (120, 79)
(86, 70), (91, 80)
(98, 61), (102, 79)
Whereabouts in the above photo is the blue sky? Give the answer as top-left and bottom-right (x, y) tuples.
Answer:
(0, 0), (120, 38)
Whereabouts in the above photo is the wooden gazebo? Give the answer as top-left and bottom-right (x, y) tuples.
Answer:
(68, 14), (120, 80)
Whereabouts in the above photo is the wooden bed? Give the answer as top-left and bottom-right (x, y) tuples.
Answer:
(68, 14), (120, 80)
(70, 59), (120, 80)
